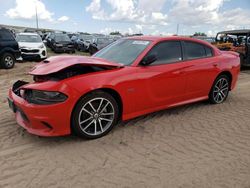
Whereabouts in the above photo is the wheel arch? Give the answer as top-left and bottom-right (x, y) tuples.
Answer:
(70, 87), (123, 133)
(0, 47), (15, 56)
(217, 71), (232, 89)
(212, 70), (233, 91)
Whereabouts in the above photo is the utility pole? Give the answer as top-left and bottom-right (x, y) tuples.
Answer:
(176, 24), (179, 35)
(35, 5), (39, 29)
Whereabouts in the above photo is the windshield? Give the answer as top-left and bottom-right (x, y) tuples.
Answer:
(16, 34), (42, 43)
(93, 39), (151, 65)
(55, 34), (71, 42)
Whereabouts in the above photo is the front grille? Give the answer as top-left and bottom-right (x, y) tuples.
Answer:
(21, 49), (39, 53)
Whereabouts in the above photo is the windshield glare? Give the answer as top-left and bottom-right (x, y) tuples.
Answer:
(17, 34), (42, 43)
(93, 39), (151, 65)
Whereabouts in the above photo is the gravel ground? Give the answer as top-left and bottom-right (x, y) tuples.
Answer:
(0, 60), (250, 188)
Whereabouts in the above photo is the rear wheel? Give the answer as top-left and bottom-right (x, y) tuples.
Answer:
(209, 75), (230, 104)
(0, 53), (15, 69)
(71, 91), (119, 139)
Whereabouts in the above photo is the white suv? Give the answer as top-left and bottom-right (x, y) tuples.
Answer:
(16, 32), (47, 61)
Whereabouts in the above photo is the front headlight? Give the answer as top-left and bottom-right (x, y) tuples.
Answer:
(24, 90), (68, 105)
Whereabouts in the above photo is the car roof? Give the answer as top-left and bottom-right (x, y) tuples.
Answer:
(18, 32), (39, 36)
(125, 35), (214, 45)
(217, 29), (250, 35)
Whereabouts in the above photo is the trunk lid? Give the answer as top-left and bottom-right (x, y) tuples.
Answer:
(29, 55), (124, 75)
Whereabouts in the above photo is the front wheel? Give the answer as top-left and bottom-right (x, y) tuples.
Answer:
(71, 91), (119, 139)
(0, 53), (15, 69)
(209, 75), (230, 104)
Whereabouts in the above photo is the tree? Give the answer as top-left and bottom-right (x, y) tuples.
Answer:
(110, 31), (122, 35)
(193, 32), (207, 36)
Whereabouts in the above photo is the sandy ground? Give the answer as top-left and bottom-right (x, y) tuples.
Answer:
(0, 61), (250, 188)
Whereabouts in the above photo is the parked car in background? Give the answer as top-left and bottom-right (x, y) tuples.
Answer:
(70, 34), (79, 49)
(0, 28), (20, 69)
(16, 32), (47, 61)
(7, 36), (240, 139)
(50, 33), (75, 53)
(89, 37), (114, 55)
(76, 34), (94, 51)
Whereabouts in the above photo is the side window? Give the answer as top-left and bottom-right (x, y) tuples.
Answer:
(204, 46), (213, 57)
(185, 42), (207, 59)
(0, 30), (14, 41)
(146, 41), (182, 65)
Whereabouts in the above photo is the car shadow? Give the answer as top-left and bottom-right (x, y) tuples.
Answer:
(30, 100), (210, 145)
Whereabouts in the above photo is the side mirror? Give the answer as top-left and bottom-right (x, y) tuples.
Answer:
(141, 54), (157, 66)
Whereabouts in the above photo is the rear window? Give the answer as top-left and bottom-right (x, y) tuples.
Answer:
(0, 30), (15, 41)
(204, 46), (213, 57)
(185, 42), (213, 59)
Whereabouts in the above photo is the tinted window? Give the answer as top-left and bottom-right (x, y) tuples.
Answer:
(185, 42), (207, 59)
(0, 30), (14, 41)
(185, 41), (213, 59)
(204, 46), (213, 57)
(146, 41), (182, 65)
(55, 34), (71, 42)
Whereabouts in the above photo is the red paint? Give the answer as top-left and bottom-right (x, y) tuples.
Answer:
(8, 36), (240, 136)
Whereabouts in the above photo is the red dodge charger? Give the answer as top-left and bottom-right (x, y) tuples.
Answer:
(8, 36), (240, 139)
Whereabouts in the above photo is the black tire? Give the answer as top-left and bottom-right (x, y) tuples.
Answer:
(0, 52), (15, 69)
(71, 91), (119, 139)
(209, 74), (230, 104)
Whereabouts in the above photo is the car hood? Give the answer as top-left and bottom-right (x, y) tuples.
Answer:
(29, 55), (124, 75)
(18, 42), (43, 48)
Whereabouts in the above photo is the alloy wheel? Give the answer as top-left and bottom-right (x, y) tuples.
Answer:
(213, 77), (229, 103)
(78, 97), (115, 136)
(4, 56), (14, 67)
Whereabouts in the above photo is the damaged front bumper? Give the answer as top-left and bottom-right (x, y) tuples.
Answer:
(8, 80), (74, 137)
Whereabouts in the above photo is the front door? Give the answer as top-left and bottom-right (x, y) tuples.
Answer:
(133, 40), (188, 112)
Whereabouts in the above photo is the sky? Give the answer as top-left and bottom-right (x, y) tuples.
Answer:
(0, 0), (250, 36)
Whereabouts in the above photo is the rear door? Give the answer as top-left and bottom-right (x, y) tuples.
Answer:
(134, 40), (189, 111)
(182, 41), (219, 99)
